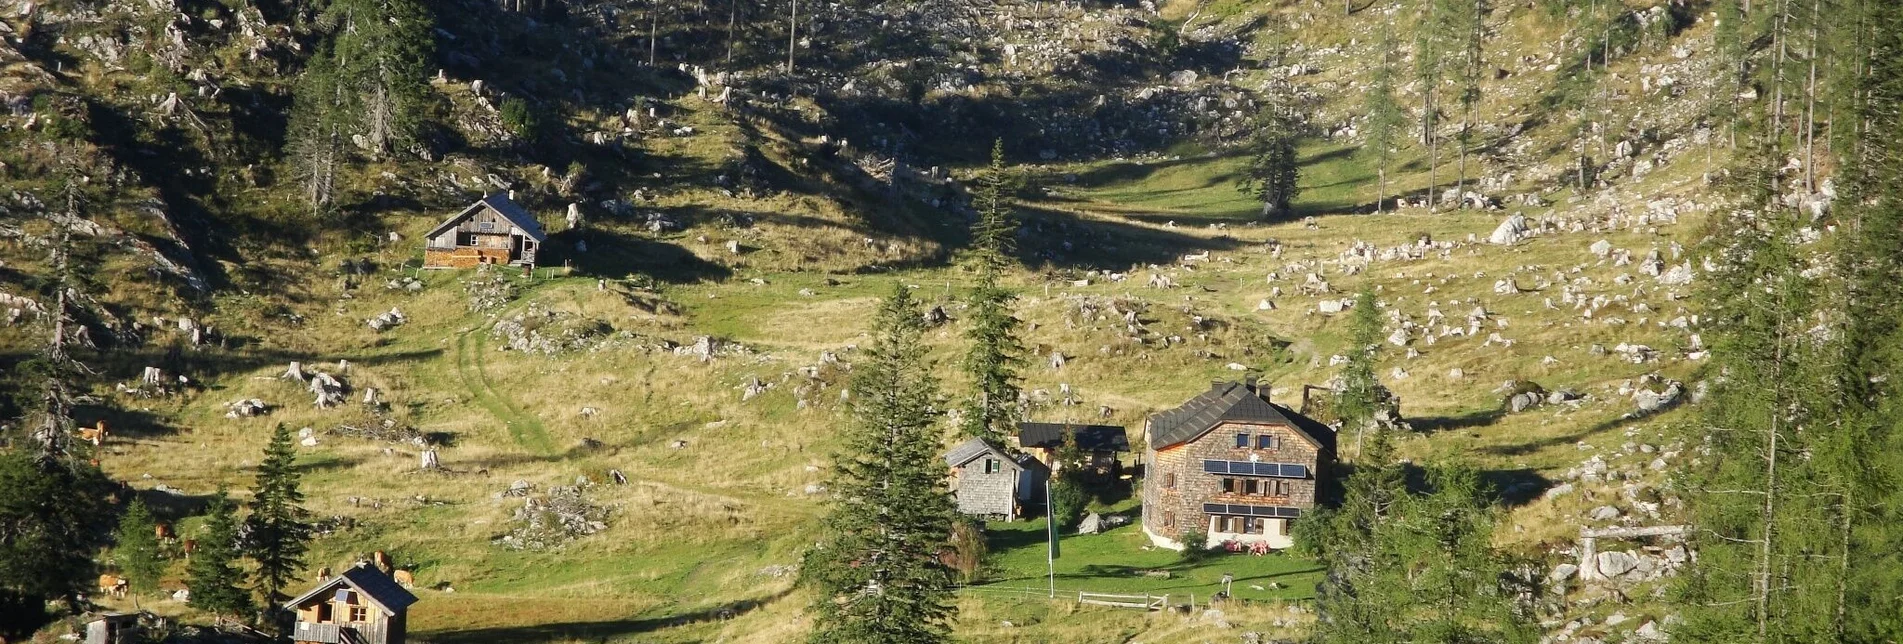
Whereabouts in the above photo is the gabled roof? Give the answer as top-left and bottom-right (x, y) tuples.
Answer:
(284, 565), (419, 614)
(426, 193), (548, 242)
(1147, 380), (1336, 453)
(943, 437), (1021, 471)
(1017, 422), (1130, 452)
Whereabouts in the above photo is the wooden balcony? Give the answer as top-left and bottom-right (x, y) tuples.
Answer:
(292, 622), (366, 644)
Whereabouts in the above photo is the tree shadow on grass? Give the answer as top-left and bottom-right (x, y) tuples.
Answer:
(422, 590), (789, 644)
(1410, 407), (1507, 435)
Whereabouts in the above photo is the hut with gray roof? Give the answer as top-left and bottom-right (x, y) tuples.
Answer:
(944, 437), (1048, 521)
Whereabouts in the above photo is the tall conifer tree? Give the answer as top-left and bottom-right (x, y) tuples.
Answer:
(186, 489), (253, 618)
(113, 499), (165, 597)
(245, 424), (310, 603)
(959, 141), (1025, 443)
(805, 285), (959, 644)
(1364, 20), (1405, 212)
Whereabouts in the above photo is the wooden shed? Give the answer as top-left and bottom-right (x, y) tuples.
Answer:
(422, 193), (548, 269)
(82, 613), (139, 644)
(285, 565), (419, 644)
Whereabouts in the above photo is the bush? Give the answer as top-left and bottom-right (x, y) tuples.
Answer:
(948, 517), (988, 584)
(500, 98), (539, 141)
(1178, 529), (1210, 563)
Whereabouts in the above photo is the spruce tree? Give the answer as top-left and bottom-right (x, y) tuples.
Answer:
(324, 0), (435, 156)
(245, 424), (310, 603)
(1363, 20), (1405, 213)
(1236, 92), (1302, 219)
(114, 499), (165, 597)
(804, 284), (959, 644)
(959, 141), (1025, 443)
(1337, 288), (1383, 457)
(187, 489), (254, 619)
(0, 450), (112, 639)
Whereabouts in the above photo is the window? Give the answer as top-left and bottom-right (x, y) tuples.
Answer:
(1220, 478), (1235, 493)
(1164, 472), (1177, 488)
(348, 606), (367, 623)
(1257, 434), (1279, 450)
(1273, 480), (1292, 496)
(1235, 433), (1250, 448)
(983, 458), (1000, 474)
(478, 221), (495, 231)
(1164, 511), (1175, 528)
(1243, 479), (1261, 495)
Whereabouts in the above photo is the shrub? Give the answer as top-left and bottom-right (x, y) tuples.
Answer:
(500, 98), (538, 141)
(1049, 478), (1087, 531)
(1178, 528), (1210, 562)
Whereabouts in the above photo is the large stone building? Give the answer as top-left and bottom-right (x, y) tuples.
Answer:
(1141, 378), (1335, 550)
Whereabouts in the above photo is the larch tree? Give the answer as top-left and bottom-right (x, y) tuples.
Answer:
(113, 499), (166, 597)
(186, 489), (254, 619)
(1363, 19), (1405, 213)
(245, 424), (311, 604)
(803, 284), (959, 644)
(1414, 0), (1462, 210)
(959, 141), (1026, 443)
(1451, 0), (1488, 202)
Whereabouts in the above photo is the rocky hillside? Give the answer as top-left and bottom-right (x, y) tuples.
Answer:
(0, 0), (1803, 641)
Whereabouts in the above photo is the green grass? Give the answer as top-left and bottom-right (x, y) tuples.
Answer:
(978, 516), (1323, 604)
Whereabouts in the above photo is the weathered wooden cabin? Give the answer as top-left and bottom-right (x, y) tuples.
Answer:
(1141, 378), (1335, 551)
(82, 613), (140, 644)
(422, 193), (548, 269)
(944, 437), (1047, 521)
(285, 565), (419, 644)
(1014, 422), (1130, 474)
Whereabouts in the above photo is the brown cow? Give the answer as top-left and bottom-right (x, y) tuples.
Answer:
(98, 574), (128, 599)
(392, 570), (414, 588)
(316, 566), (332, 580)
(181, 539), (197, 560)
(77, 421), (108, 446)
(371, 550), (392, 573)
(155, 522), (175, 542)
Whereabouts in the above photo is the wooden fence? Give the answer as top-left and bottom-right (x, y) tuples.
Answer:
(1076, 592), (1169, 611)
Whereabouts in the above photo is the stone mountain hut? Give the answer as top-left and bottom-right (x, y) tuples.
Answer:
(286, 565), (419, 644)
(423, 193), (548, 269)
(1141, 378), (1335, 551)
(944, 437), (1047, 521)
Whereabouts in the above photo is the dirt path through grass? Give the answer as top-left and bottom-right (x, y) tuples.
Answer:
(452, 296), (559, 455)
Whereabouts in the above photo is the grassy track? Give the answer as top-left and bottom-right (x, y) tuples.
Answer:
(452, 291), (559, 455)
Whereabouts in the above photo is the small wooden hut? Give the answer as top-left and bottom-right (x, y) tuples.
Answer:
(285, 565), (419, 644)
(422, 193), (548, 269)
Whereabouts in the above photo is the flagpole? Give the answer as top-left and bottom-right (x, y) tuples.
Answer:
(1046, 476), (1056, 598)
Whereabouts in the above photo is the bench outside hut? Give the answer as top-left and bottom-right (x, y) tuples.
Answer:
(286, 565), (419, 644)
(422, 193), (548, 270)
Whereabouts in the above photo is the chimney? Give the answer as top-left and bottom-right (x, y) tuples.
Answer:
(508, 189), (517, 201)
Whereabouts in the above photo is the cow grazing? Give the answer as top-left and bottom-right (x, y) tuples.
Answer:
(155, 522), (175, 542)
(98, 574), (128, 599)
(317, 566), (332, 580)
(393, 570), (414, 588)
(77, 421), (108, 446)
(372, 550), (393, 573)
(181, 539), (196, 559)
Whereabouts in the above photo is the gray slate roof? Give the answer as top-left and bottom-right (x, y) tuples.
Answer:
(1017, 422), (1130, 452)
(1147, 380), (1336, 452)
(426, 193), (548, 242)
(944, 437), (1021, 471)
(284, 565), (419, 613)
